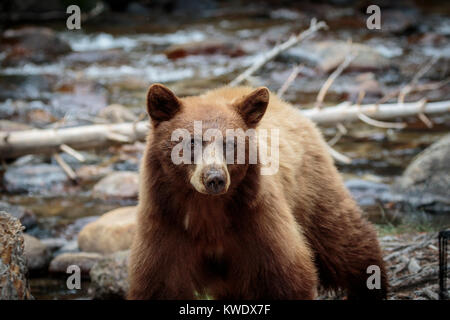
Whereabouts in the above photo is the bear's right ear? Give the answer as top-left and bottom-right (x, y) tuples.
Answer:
(146, 84), (181, 123)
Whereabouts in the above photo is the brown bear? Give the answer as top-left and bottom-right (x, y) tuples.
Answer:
(128, 84), (387, 300)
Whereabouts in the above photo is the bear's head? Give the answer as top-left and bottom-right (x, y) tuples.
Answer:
(145, 84), (269, 196)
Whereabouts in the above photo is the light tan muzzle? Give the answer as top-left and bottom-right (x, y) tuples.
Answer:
(190, 143), (230, 195)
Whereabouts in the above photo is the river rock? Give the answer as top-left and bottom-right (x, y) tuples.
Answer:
(23, 234), (52, 272)
(1, 27), (71, 67)
(89, 250), (129, 299)
(282, 40), (391, 73)
(3, 163), (71, 195)
(78, 206), (137, 254)
(0, 211), (33, 299)
(0, 201), (37, 230)
(394, 134), (450, 213)
(49, 252), (104, 276)
(92, 171), (139, 200)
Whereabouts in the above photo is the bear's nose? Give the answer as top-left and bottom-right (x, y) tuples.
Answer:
(203, 168), (226, 194)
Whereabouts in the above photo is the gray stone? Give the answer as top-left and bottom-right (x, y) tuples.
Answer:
(78, 206), (136, 254)
(92, 171), (139, 200)
(89, 250), (129, 299)
(3, 163), (70, 195)
(23, 234), (52, 272)
(49, 252), (104, 276)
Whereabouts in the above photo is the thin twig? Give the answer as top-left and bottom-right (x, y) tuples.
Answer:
(326, 145), (352, 164)
(277, 64), (304, 98)
(314, 52), (357, 109)
(229, 19), (327, 87)
(417, 98), (434, 128)
(53, 153), (77, 181)
(357, 112), (407, 129)
(356, 90), (365, 107)
(398, 56), (440, 104)
(327, 123), (347, 147)
(60, 144), (85, 162)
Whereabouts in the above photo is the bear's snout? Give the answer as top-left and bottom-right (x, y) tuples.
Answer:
(203, 167), (227, 194)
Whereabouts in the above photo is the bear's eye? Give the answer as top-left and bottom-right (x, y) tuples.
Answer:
(191, 139), (195, 147)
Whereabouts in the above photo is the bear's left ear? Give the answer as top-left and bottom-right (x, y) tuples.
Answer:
(234, 87), (269, 127)
(146, 83), (181, 124)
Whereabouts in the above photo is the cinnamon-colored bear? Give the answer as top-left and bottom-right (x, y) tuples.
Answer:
(128, 84), (387, 299)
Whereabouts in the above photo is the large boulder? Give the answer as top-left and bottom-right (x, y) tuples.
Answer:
(394, 134), (450, 213)
(0, 211), (33, 299)
(23, 234), (52, 272)
(89, 250), (129, 299)
(78, 206), (137, 254)
(92, 171), (139, 200)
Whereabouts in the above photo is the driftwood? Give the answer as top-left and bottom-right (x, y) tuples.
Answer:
(0, 121), (149, 159)
(301, 99), (450, 125)
(1, 100), (449, 160)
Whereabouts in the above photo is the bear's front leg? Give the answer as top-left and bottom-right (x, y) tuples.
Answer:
(215, 208), (318, 300)
(128, 225), (195, 300)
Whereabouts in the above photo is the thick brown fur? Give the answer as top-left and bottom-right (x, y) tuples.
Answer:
(128, 85), (388, 300)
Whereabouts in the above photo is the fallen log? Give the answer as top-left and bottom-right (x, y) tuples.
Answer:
(0, 121), (149, 159)
(0, 100), (449, 159)
(301, 99), (450, 125)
